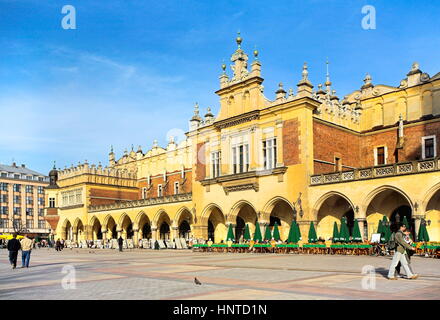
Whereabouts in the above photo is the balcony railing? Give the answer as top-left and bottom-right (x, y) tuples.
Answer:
(310, 158), (440, 186)
(88, 192), (192, 212)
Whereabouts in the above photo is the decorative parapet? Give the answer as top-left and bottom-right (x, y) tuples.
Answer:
(88, 192), (192, 212)
(57, 162), (137, 187)
(310, 158), (440, 186)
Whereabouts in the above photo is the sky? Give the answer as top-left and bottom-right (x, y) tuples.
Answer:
(0, 0), (439, 175)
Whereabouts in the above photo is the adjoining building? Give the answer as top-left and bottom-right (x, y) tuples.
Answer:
(0, 162), (50, 238)
(45, 35), (440, 244)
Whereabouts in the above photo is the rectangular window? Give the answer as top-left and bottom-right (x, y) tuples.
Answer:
(0, 182), (8, 191)
(13, 207), (21, 215)
(334, 157), (341, 172)
(377, 147), (385, 165)
(38, 220), (46, 229)
(49, 198), (55, 208)
(26, 220), (33, 229)
(211, 151), (221, 178)
(13, 184), (21, 192)
(1, 172), (7, 178)
(157, 184), (163, 197)
(263, 138), (277, 170)
(26, 208), (33, 216)
(0, 218), (8, 228)
(0, 194), (7, 203)
(14, 195), (21, 204)
(174, 182), (179, 195)
(1, 206), (8, 215)
(38, 186), (44, 194)
(38, 208), (44, 216)
(232, 143), (250, 174)
(25, 185), (33, 193)
(26, 196), (33, 205)
(422, 136), (436, 159)
(142, 187), (147, 199)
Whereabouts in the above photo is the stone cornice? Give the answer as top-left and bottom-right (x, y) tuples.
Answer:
(88, 192), (192, 213)
(200, 166), (287, 186)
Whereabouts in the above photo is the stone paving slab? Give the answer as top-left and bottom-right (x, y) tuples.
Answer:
(0, 249), (439, 300)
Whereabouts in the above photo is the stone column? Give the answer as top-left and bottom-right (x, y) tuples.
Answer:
(414, 215), (424, 240)
(357, 218), (367, 242)
(117, 228), (122, 239)
(258, 221), (268, 241)
(171, 226), (179, 240)
(151, 227), (158, 241)
(101, 229), (107, 245)
(133, 228), (139, 247)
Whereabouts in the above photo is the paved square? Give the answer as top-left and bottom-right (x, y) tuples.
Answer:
(1, 248), (439, 300)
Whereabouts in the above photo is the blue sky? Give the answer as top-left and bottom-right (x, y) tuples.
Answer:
(1, 0), (439, 174)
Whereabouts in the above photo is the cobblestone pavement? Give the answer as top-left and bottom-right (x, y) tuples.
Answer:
(0, 248), (439, 300)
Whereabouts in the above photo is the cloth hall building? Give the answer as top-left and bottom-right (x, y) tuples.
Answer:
(45, 36), (440, 245)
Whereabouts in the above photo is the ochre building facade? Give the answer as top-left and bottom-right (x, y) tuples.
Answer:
(45, 36), (440, 244)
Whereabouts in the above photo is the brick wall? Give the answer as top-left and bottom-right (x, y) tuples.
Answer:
(137, 170), (192, 198)
(195, 142), (206, 181)
(282, 119), (300, 165)
(89, 188), (138, 206)
(313, 120), (361, 174)
(313, 119), (440, 174)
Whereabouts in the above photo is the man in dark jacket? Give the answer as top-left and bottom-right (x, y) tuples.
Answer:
(118, 236), (124, 252)
(7, 234), (21, 269)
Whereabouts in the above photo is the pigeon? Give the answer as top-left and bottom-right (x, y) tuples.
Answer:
(194, 277), (202, 285)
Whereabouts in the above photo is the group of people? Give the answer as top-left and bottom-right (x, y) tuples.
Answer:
(6, 234), (34, 269)
(387, 222), (419, 280)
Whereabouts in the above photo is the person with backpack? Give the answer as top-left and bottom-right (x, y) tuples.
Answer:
(387, 222), (418, 280)
(396, 229), (414, 277)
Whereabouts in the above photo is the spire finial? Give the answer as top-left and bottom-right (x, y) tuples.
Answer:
(221, 59), (226, 73)
(302, 62), (308, 80)
(236, 30), (242, 49)
(325, 58), (332, 91)
(253, 45), (258, 60)
(110, 145), (114, 153)
(53, 160), (56, 170)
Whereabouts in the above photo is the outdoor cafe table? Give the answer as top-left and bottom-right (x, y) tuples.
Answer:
(253, 244), (272, 253)
(417, 244), (440, 258)
(275, 244), (300, 254)
(231, 244), (250, 253)
(211, 244), (228, 253)
(192, 244), (209, 252)
(302, 243), (327, 254)
(330, 244), (372, 255)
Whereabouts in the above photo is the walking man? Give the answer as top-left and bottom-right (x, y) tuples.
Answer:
(20, 235), (34, 268)
(7, 234), (21, 269)
(118, 236), (124, 252)
(387, 222), (418, 280)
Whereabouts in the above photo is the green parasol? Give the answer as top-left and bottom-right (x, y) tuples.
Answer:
(339, 217), (350, 242)
(308, 221), (318, 243)
(226, 223), (235, 241)
(332, 221), (340, 242)
(243, 224), (251, 241)
(287, 221), (295, 243)
(402, 216), (410, 229)
(352, 219), (362, 242)
(264, 225), (272, 241)
(382, 216), (391, 242)
(417, 222), (430, 242)
(296, 221), (302, 241)
(272, 221), (281, 241)
(253, 222), (262, 242)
